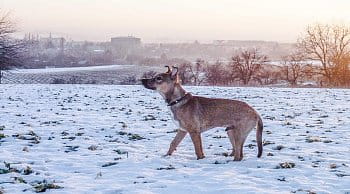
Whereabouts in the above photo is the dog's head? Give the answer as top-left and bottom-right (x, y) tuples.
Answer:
(141, 66), (179, 94)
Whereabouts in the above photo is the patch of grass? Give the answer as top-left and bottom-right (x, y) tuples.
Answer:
(0, 162), (21, 174)
(143, 115), (156, 121)
(102, 162), (118, 167)
(75, 132), (84, 136)
(22, 166), (33, 175)
(335, 173), (350, 177)
(213, 160), (229, 164)
(276, 162), (296, 169)
(60, 131), (69, 136)
(263, 140), (275, 146)
(272, 145), (285, 150)
(128, 133), (145, 141)
(284, 121), (292, 126)
(265, 130), (272, 134)
(291, 189), (316, 194)
(212, 135), (227, 139)
(121, 122), (127, 128)
(118, 131), (128, 136)
(88, 145), (98, 151)
(0, 163), (33, 176)
(0, 125), (5, 130)
(277, 176), (286, 181)
(245, 144), (256, 149)
(157, 165), (175, 170)
(31, 180), (63, 193)
(113, 149), (128, 155)
(166, 129), (177, 133)
(13, 176), (27, 184)
(213, 152), (230, 157)
(0, 169), (10, 174)
(13, 131), (41, 144)
(264, 116), (275, 120)
(305, 136), (321, 143)
(61, 136), (76, 141)
(118, 131), (145, 141)
(305, 123), (315, 128)
(64, 145), (79, 153)
(40, 121), (61, 125)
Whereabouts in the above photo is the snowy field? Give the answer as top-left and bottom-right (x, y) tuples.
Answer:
(0, 85), (349, 193)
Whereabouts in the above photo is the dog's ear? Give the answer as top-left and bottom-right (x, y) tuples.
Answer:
(165, 65), (171, 74)
(171, 66), (178, 80)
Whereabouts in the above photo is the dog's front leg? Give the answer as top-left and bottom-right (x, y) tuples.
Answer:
(166, 129), (187, 156)
(189, 131), (205, 160)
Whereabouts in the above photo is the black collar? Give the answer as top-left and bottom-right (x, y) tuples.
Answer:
(167, 93), (190, 106)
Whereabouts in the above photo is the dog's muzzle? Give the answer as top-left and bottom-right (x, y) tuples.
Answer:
(141, 78), (156, 90)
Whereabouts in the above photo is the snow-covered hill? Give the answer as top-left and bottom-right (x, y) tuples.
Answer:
(0, 85), (349, 193)
(10, 65), (136, 74)
(2, 65), (163, 84)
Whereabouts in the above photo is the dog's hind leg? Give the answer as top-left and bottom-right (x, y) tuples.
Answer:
(166, 129), (187, 156)
(232, 129), (249, 161)
(189, 131), (205, 160)
(226, 127), (235, 156)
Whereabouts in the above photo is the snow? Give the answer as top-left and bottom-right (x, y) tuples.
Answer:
(0, 85), (349, 193)
(10, 65), (135, 74)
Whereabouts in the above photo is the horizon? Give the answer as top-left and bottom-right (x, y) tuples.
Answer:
(1, 0), (350, 43)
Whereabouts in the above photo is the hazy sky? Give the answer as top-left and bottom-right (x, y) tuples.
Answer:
(1, 0), (350, 43)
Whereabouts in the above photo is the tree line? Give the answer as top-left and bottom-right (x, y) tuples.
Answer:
(163, 24), (350, 87)
(171, 49), (313, 87)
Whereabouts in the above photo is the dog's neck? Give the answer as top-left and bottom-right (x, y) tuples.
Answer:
(164, 83), (187, 104)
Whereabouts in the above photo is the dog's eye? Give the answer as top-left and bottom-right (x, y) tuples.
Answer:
(156, 76), (162, 81)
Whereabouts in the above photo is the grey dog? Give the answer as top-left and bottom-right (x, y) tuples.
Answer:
(141, 66), (263, 161)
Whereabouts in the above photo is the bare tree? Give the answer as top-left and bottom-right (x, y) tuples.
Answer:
(332, 55), (350, 86)
(204, 61), (227, 86)
(257, 67), (282, 85)
(229, 48), (268, 85)
(178, 59), (206, 85)
(190, 59), (206, 85)
(0, 10), (25, 83)
(298, 23), (350, 86)
(281, 52), (313, 86)
(178, 62), (193, 85)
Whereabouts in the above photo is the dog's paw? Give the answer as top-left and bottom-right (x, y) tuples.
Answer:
(233, 157), (243, 161)
(162, 154), (171, 158)
(197, 155), (205, 160)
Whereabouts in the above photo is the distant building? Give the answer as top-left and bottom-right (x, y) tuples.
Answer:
(111, 36), (141, 48)
(110, 36), (141, 59)
(40, 33), (66, 51)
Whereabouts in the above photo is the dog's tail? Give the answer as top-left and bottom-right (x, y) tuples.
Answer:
(256, 115), (263, 158)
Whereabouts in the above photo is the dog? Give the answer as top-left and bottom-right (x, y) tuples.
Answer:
(141, 66), (263, 161)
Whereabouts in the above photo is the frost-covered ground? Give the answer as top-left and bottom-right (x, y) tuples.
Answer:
(0, 85), (349, 194)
